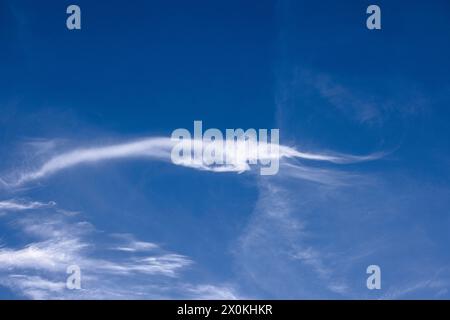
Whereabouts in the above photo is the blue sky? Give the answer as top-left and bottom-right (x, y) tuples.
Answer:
(1, 0), (450, 299)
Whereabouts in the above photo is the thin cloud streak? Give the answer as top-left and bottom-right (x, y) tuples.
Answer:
(3, 136), (383, 186)
(0, 203), (240, 299)
(0, 199), (56, 212)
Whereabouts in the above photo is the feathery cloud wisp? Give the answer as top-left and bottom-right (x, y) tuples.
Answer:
(0, 199), (56, 212)
(3, 136), (382, 186)
(0, 202), (241, 299)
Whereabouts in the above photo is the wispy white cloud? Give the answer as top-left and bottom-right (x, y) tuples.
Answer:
(11, 137), (172, 185)
(0, 238), (87, 271)
(280, 162), (364, 186)
(1, 274), (241, 300)
(235, 178), (354, 298)
(2, 136), (382, 187)
(0, 213), (191, 277)
(109, 233), (159, 253)
(0, 199), (55, 213)
(1, 275), (66, 300)
(183, 284), (240, 300)
(0, 202), (240, 299)
(95, 254), (192, 277)
(380, 267), (450, 299)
